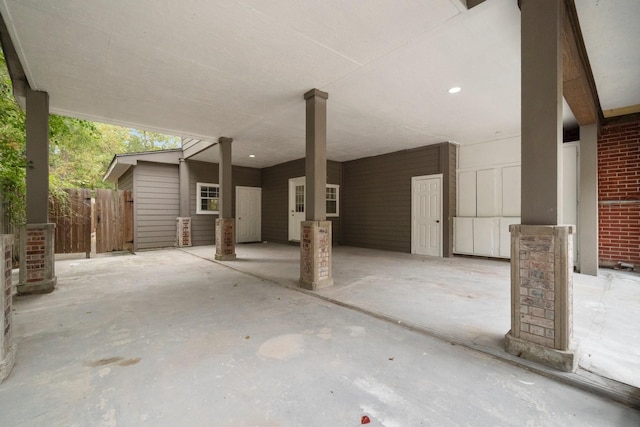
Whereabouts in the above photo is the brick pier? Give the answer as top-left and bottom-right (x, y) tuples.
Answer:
(300, 221), (333, 290)
(215, 218), (236, 261)
(1, 235), (16, 383)
(177, 217), (192, 247)
(505, 225), (577, 372)
(18, 223), (56, 295)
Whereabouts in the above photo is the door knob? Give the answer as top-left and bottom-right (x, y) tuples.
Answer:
(436, 220), (440, 223)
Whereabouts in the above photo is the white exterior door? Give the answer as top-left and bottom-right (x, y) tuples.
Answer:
(236, 186), (261, 243)
(412, 175), (442, 256)
(288, 177), (305, 241)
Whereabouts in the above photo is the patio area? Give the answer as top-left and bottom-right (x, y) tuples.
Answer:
(0, 244), (638, 426)
(183, 243), (640, 397)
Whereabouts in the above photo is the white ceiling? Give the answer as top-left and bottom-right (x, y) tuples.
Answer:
(574, 0), (640, 117)
(1, 0), (637, 168)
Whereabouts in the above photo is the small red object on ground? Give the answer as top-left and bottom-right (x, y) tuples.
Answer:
(361, 415), (371, 424)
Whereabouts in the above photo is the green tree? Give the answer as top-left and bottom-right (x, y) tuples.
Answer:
(0, 52), (26, 230)
(127, 129), (180, 152)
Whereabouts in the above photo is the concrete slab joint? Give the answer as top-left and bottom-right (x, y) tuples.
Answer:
(18, 223), (56, 295)
(1, 234), (17, 383)
(176, 217), (192, 247)
(215, 218), (236, 261)
(300, 221), (333, 291)
(505, 224), (578, 372)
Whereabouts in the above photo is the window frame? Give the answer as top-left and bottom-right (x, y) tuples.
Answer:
(326, 184), (340, 217)
(196, 182), (220, 215)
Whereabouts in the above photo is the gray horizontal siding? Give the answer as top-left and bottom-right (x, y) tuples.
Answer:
(187, 160), (261, 247)
(118, 168), (134, 191)
(134, 161), (179, 250)
(261, 158), (342, 244)
(342, 145), (442, 253)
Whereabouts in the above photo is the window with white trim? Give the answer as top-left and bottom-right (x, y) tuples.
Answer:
(196, 182), (219, 214)
(326, 184), (339, 217)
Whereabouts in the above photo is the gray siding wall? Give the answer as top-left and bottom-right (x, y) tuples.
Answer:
(134, 161), (179, 250)
(118, 168), (134, 191)
(261, 159), (342, 244)
(187, 160), (261, 247)
(441, 143), (457, 257)
(342, 144), (453, 253)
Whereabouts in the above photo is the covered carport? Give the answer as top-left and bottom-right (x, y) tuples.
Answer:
(0, 0), (639, 409)
(1, 245), (639, 424)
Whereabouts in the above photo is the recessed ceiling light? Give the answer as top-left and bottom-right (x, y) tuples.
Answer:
(448, 86), (461, 94)
(249, 154), (256, 158)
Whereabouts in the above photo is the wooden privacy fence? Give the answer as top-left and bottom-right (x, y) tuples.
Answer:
(50, 189), (133, 255)
(95, 189), (133, 253)
(50, 189), (92, 255)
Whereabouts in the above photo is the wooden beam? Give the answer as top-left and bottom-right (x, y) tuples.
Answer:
(602, 112), (640, 127)
(603, 104), (640, 118)
(561, 0), (601, 125)
(0, 10), (28, 106)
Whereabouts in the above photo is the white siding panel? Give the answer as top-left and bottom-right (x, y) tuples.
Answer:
(453, 217), (474, 254)
(457, 171), (477, 217)
(472, 217), (500, 256)
(458, 137), (520, 169)
(501, 165), (521, 217)
(476, 169), (500, 217)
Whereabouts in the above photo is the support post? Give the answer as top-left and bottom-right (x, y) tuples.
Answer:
(578, 124), (599, 275)
(0, 235), (16, 383)
(19, 88), (56, 294)
(25, 89), (49, 224)
(300, 89), (333, 290)
(177, 158), (191, 247)
(215, 137), (236, 260)
(506, 0), (578, 371)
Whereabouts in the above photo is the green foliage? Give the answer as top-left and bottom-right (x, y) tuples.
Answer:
(0, 53), (26, 228)
(128, 129), (180, 152)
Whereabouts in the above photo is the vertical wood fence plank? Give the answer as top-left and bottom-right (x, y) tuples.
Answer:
(51, 188), (132, 255)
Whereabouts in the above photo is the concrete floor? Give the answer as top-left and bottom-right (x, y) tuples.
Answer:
(186, 244), (640, 389)
(1, 246), (639, 426)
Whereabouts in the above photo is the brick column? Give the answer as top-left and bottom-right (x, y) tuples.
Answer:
(18, 223), (56, 295)
(505, 225), (577, 372)
(300, 221), (333, 290)
(215, 137), (236, 261)
(300, 89), (333, 290)
(176, 217), (192, 247)
(508, 0), (578, 372)
(215, 218), (235, 260)
(1, 235), (17, 383)
(177, 158), (192, 247)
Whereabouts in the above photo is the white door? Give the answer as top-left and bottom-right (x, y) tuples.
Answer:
(412, 175), (442, 256)
(288, 177), (305, 241)
(236, 186), (261, 243)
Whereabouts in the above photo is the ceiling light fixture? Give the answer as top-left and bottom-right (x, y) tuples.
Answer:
(448, 86), (461, 94)
(249, 154), (256, 158)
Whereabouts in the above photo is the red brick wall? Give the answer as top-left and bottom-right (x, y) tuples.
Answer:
(598, 119), (640, 267)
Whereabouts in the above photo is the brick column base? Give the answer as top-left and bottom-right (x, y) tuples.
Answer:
(18, 223), (56, 295)
(215, 218), (236, 261)
(505, 225), (578, 372)
(176, 217), (192, 247)
(1, 235), (17, 383)
(300, 221), (333, 290)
